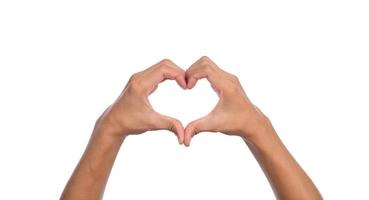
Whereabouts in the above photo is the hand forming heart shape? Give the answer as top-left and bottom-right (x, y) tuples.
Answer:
(95, 56), (270, 147)
(63, 56), (323, 200)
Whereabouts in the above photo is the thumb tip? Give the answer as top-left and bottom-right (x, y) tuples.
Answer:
(184, 136), (191, 147)
(178, 137), (184, 145)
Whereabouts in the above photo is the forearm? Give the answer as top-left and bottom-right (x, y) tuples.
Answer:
(244, 120), (323, 200)
(60, 128), (124, 200)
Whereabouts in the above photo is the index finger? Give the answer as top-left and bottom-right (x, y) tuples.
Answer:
(185, 56), (221, 90)
(142, 59), (187, 94)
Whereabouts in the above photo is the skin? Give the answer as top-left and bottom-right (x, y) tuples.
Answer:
(60, 56), (323, 200)
(184, 56), (323, 200)
(60, 59), (186, 200)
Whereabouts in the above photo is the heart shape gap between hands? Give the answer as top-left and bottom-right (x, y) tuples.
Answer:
(149, 79), (218, 132)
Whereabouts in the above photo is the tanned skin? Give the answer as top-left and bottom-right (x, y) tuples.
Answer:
(60, 56), (323, 200)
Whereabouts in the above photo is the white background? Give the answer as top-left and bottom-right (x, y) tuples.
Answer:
(1, 0), (368, 199)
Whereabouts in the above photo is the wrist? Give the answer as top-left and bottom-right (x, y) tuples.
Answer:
(94, 115), (130, 140)
(241, 120), (286, 159)
(240, 116), (278, 148)
(91, 127), (126, 148)
(92, 126), (127, 146)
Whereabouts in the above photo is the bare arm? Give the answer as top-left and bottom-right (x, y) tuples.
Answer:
(59, 127), (124, 200)
(244, 120), (322, 200)
(60, 59), (186, 200)
(184, 56), (323, 200)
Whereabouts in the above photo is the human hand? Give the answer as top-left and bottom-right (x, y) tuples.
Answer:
(94, 59), (187, 144)
(184, 56), (272, 146)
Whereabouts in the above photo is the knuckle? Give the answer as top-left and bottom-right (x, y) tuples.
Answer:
(127, 80), (143, 94)
(165, 118), (179, 132)
(193, 126), (201, 136)
(159, 58), (173, 67)
(168, 123), (176, 133)
(200, 55), (210, 62)
(198, 56), (215, 72)
(230, 74), (239, 82)
(172, 118), (180, 125)
(226, 81), (240, 94)
(157, 59), (174, 72)
(130, 72), (141, 81)
(199, 56), (211, 65)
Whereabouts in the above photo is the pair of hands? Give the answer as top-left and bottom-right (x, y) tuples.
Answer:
(95, 56), (270, 146)
(62, 56), (323, 200)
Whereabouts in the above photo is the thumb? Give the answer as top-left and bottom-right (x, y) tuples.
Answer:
(155, 114), (185, 145)
(184, 116), (213, 147)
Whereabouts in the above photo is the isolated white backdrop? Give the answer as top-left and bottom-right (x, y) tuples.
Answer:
(1, 0), (368, 199)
